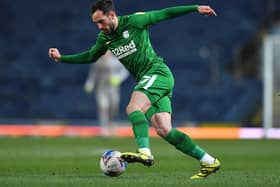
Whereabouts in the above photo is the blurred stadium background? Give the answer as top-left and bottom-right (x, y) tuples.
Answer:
(0, 0), (280, 138)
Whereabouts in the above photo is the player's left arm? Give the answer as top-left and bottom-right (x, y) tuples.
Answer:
(129, 5), (216, 28)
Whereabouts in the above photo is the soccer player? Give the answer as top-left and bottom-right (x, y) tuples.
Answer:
(48, 0), (220, 179)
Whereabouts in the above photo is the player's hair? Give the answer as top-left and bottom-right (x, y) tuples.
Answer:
(91, 0), (115, 15)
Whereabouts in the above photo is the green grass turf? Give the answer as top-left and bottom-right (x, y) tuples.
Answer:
(0, 137), (279, 187)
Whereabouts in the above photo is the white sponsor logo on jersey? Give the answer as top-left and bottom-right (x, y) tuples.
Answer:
(111, 40), (137, 59)
(122, 30), (129, 39)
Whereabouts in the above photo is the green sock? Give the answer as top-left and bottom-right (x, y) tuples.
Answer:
(164, 128), (205, 160)
(128, 110), (150, 149)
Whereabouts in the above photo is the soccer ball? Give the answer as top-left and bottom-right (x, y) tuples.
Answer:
(100, 150), (127, 177)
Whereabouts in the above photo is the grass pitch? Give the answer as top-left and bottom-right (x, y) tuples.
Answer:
(0, 137), (279, 187)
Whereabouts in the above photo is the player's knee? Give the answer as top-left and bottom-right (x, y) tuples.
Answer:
(152, 113), (172, 138)
(126, 103), (151, 114)
(155, 127), (170, 138)
(126, 104), (141, 114)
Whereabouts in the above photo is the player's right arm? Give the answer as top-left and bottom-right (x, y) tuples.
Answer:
(48, 35), (107, 64)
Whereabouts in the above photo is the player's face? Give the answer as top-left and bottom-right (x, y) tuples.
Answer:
(92, 10), (115, 35)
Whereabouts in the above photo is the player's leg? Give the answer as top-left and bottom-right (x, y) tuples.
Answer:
(127, 90), (152, 148)
(151, 113), (209, 161)
(149, 97), (208, 161)
(121, 90), (154, 166)
(121, 69), (174, 166)
(122, 71), (171, 166)
(149, 101), (221, 179)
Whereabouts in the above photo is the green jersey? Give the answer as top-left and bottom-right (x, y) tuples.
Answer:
(61, 5), (198, 81)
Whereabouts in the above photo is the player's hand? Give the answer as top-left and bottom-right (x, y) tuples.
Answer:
(198, 6), (217, 16)
(109, 75), (121, 87)
(84, 82), (94, 94)
(48, 48), (61, 63)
